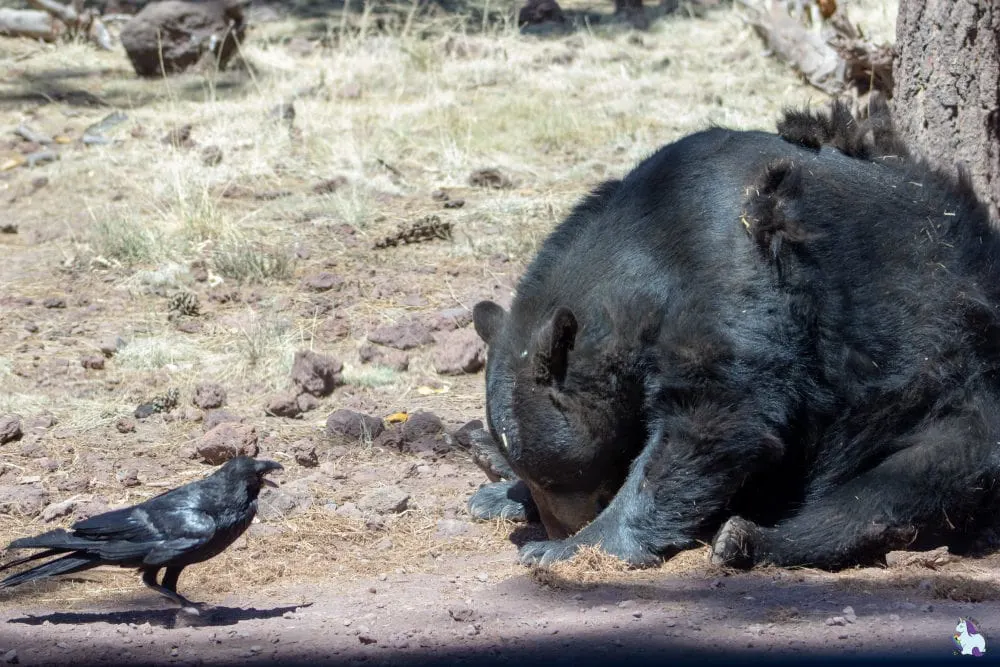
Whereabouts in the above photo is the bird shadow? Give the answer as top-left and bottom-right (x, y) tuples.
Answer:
(7, 602), (313, 630)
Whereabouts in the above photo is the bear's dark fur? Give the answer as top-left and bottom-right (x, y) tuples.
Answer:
(469, 99), (1000, 570)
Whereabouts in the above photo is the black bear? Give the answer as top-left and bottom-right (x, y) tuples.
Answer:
(468, 98), (1000, 570)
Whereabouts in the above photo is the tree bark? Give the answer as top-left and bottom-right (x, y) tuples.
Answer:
(893, 0), (1000, 221)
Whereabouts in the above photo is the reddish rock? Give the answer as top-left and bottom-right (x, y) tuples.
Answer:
(115, 417), (137, 433)
(432, 328), (486, 375)
(203, 409), (243, 431)
(81, 355), (106, 370)
(402, 411), (444, 442)
(301, 272), (344, 292)
(266, 391), (303, 418)
(291, 350), (343, 397)
(196, 423), (259, 464)
(0, 484), (50, 517)
(358, 344), (410, 372)
(192, 382), (227, 409)
(358, 487), (410, 514)
(428, 308), (473, 332)
(367, 320), (435, 350)
(290, 439), (318, 467)
(326, 409), (384, 442)
(0, 415), (23, 445)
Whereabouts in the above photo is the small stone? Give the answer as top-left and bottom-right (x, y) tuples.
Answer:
(117, 468), (140, 487)
(469, 167), (514, 189)
(432, 328), (486, 375)
(0, 416), (23, 445)
(296, 393), (319, 413)
(825, 616), (847, 626)
(443, 199), (465, 209)
(192, 383), (227, 410)
(301, 272), (344, 293)
(3, 649), (17, 664)
(23, 322), (38, 333)
(98, 335), (124, 357)
(325, 409), (384, 442)
(358, 634), (377, 645)
(203, 409), (243, 431)
(115, 417), (136, 434)
(448, 605), (477, 623)
(266, 391), (303, 419)
(201, 145), (223, 166)
(357, 344), (409, 372)
(291, 350), (343, 397)
(41, 499), (77, 522)
(357, 487), (410, 514)
(81, 355), (105, 370)
(43, 297), (66, 309)
(402, 411), (444, 443)
(367, 320), (435, 350)
(196, 423), (259, 464)
(290, 440), (318, 467)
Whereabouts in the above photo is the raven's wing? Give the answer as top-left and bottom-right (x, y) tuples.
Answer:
(70, 506), (218, 562)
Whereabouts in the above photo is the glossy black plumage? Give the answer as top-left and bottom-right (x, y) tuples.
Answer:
(0, 456), (282, 613)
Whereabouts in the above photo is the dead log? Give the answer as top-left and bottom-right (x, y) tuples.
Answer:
(737, 0), (894, 99)
(0, 8), (61, 41)
(0, 0), (112, 50)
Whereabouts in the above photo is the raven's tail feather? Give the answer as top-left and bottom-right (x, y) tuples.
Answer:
(0, 553), (100, 589)
(7, 529), (93, 552)
(0, 548), (68, 573)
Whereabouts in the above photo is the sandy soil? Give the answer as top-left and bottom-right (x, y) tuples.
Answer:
(2, 0), (997, 664)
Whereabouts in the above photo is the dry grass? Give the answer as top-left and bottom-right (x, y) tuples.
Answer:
(0, 0), (901, 606)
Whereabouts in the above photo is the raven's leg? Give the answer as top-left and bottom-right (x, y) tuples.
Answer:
(142, 566), (200, 614)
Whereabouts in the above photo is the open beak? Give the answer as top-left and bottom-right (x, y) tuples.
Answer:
(255, 460), (284, 487)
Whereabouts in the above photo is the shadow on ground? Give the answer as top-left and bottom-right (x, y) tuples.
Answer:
(7, 602), (312, 629)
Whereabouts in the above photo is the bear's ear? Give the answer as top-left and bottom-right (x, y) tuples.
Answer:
(534, 306), (577, 386)
(473, 301), (507, 345)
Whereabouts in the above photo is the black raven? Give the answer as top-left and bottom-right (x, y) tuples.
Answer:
(0, 456), (283, 614)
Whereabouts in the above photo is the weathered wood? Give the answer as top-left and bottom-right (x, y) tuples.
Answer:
(0, 8), (60, 41)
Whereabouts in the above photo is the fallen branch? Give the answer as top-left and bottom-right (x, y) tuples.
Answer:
(737, 0), (893, 98)
(0, 0), (113, 50)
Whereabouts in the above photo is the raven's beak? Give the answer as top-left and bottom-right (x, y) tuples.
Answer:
(255, 460), (284, 487)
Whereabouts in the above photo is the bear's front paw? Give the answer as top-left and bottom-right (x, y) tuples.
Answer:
(710, 516), (762, 570)
(518, 539), (580, 566)
(467, 481), (538, 522)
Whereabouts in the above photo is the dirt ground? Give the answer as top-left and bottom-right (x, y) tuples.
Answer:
(1, 0), (997, 664)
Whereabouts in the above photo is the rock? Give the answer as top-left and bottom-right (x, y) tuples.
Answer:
(448, 605), (478, 623)
(357, 487), (410, 514)
(203, 409), (243, 431)
(196, 423), (259, 464)
(3, 649), (17, 664)
(27, 414), (56, 430)
(402, 412), (444, 443)
(452, 420), (484, 450)
(266, 391), (303, 418)
(291, 350), (343, 397)
(0, 416), (22, 445)
(117, 468), (140, 487)
(435, 518), (478, 539)
(72, 498), (110, 522)
(825, 616), (847, 626)
(297, 393), (319, 413)
(41, 499), (78, 522)
(358, 344), (409, 372)
(468, 167), (514, 189)
(120, 0), (247, 77)
(98, 335), (124, 357)
(290, 440), (318, 467)
(115, 417), (137, 433)
(326, 409), (384, 442)
(367, 321), (435, 350)
(81, 355), (106, 370)
(301, 272), (344, 292)
(334, 502), (363, 519)
(42, 296), (66, 309)
(192, 383), (227, 410)
(428, 308), (473, 331)
(19, 441), (45, 459)
(201, 145), (223, 166)
(258, 480), (313, 520)
(0, 485), (50, 517)
(432, 328), (486, 375)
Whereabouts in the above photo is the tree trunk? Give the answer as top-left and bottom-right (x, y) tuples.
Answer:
(892, 0), (1000, 221)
